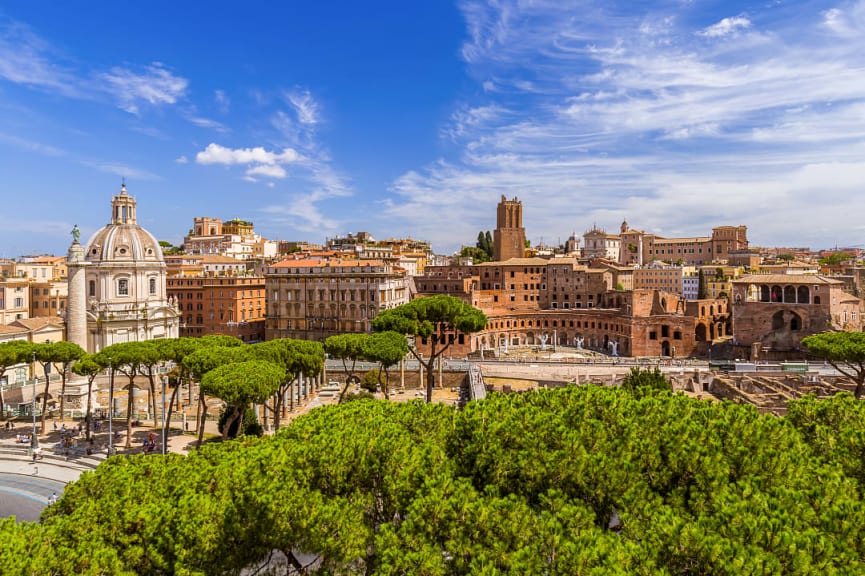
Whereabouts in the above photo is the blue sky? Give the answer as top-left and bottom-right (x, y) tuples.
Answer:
(1, 0), (864, 258)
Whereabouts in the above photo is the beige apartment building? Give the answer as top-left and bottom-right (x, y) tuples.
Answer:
(0, 279), (30, 324)
(265, 257), (412, 342)
(29, 280), (67, 318)
(633, 265), (686, 295)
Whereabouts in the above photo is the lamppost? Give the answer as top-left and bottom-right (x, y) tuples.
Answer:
(107, 358), (115, 456)
(30, 351), (38, 454)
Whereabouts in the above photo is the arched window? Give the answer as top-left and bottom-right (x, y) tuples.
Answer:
(760, 285), (770, 302)
(784, 286), (796, 303)
(771, 286), (782, 302)
(797, 286), (809, 304)
(149, 278), (157, 295)
(117, 278), (128, 296)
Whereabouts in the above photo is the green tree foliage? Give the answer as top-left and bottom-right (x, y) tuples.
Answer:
(475, 230), (493, 259)
(819, 252), (851, 266)
(459, 245), (491, 263)
(6, 388), (865, 574)
(621, 367), (672, 397)
(698, 268), (707, 299)
(777, 253), (795, 262)
(363, 330), (409, 399)
(95, 341), (161, 448)
(802, 331), (865, 398)
(0, 340), (33, 418)
(324, 333), (370, 402)
(33, 341), (85, 432)
(183, 343), (249, 445)
(249, 338), (324, 429)
(372, 294), (487, 402)
(71, 353), (107, 440)
(201, 360), (285, 440)
(360, 369), (383, 393)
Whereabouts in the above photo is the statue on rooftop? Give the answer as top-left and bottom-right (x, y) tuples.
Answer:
(71, 224), (80, 244)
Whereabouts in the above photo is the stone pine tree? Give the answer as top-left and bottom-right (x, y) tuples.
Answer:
(802, 332), (865, 399)
(0, 341), (33, 420)
(363, 331), (409, 399)
(698, 268), (708, 299)
(372, 294), (487, 403)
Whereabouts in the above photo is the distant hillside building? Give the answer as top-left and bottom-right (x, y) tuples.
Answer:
(183, 217), (277, 260)
(731, 274), (863, 357)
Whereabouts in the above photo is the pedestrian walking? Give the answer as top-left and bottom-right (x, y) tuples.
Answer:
(47, 492), (56, 505)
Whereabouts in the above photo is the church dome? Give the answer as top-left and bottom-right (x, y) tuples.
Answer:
(83, 183), (164, 263)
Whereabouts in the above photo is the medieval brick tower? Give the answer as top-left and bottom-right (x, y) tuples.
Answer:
(493, 195), (526, 262)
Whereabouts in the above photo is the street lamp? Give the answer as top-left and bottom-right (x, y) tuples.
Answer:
(107, 358), (115, 456)
(30, 351), (39, 454)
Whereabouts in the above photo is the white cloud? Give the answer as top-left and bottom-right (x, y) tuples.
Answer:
(286, 89), (319, 125)
(698, 15), (751, 38)
(175, 155), (188, 164)
(823, 2), (865, 38)
(188, 115), (229, 132)
(382, 0), (865, 253)
(246, 164), (287, 179)
(195, 143), (299, 166)
(0, 20), (82, 96)
(97, 63), (188, 114)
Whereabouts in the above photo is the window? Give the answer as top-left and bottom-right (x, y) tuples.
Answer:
(117, 279), (128, 296)
(149, 278), (157, 295)
(89, 280), (96, 297)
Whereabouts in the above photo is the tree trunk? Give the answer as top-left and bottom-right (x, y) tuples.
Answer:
(196, 389), (207, 447)
(381, 367), (390, 400)
(148, 373), (158, 427)
(164, 379), (181, 437)
(273, 386), (285, 431)
(856, 379), (864, 399)
(222, 405), (241, 441)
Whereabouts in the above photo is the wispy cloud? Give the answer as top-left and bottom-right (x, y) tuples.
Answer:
(214, 89), (230, 113)
(0, 18), (191, 117)
(187, 115), (229, 132)
(98, 63), (188, 114)
(697, 15), (751, 38)
(0, 19), (82, 96)
(286, 89), (320, 125)
(384, 0), (865, 252)
(81, 160), (161, 181)
(0, 132), (67, 157)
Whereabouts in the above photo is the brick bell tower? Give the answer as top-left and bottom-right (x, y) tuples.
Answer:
(493, 195), (526, 262)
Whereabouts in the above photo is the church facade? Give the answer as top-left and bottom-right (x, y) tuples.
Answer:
(66, 184), (180, 353)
